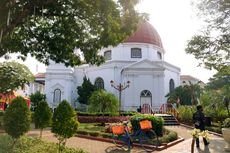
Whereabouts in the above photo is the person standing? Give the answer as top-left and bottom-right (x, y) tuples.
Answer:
(192, 105), (209, 148)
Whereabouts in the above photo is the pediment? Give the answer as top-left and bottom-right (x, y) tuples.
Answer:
(51, 83), (64, 91)
(123, 59), (164, 70)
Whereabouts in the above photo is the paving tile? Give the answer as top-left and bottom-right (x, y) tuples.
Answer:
(27, 126), (228, 153)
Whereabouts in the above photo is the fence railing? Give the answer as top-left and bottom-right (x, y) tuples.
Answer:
(140, 103), (179, 118)
(141, 104), (154, 114)
(157, 103), (179, 118)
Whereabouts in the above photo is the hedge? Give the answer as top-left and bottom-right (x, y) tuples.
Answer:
(130, 114), (164, 136)
(77, 116), (130, 123)
(76, 111), (136, 116)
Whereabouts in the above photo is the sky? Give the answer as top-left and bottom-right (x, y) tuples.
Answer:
(1, 0), (216, 83)
(137, 0), (216, 83)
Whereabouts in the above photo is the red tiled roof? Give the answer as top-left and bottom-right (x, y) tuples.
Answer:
(35, 73), (45, 78)
(124, 21), (163, 48)
(180, 75), (199, 81)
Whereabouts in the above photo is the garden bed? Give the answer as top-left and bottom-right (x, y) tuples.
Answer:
(76, 123), (182, 150)
(77, 116), (130, 123)
(76, 133), (184, 151)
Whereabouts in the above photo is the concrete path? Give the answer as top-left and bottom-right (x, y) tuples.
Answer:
(27, 126), (228, 153)
(160, 126), (227, 153)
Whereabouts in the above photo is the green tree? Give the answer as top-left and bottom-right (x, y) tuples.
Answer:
(77, 76), (96, 105)
(0, 61), (34, 95)
(200, 90), (228, 120)
(51, 100), (79, 152)
(166, 85), (192, 105)
(34, 101), (52, 138)
(3, 96), (31, 146)
(186, 0), (230, 70)
(29, 91), (46, 111)
(206, 66), (230, 91)
(0, 0), (140, 66)
(204, 66), (230, 117)
(166, 83), (202, 106)
(88, 90), (119, 113)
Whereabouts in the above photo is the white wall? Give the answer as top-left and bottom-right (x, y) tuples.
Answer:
(45, 63), (75, 108)
(164, 68), (181, 102)
(99, 43), (165, 62)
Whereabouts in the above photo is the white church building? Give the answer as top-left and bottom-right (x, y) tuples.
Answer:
(44, 21), (181, 112)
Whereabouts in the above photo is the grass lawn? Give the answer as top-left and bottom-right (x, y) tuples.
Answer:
(78, 123), (105, 132)
(0, 134), (88, 153)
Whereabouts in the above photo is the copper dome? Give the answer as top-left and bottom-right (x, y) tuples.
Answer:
(124, 21), (163, 48)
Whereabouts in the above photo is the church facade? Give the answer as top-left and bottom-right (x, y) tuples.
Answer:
(44, 21), (181, 112)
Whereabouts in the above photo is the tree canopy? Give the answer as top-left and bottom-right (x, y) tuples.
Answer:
(34, 100), (52, 138)
(29, 91), (46, 111)
(51, 100), (79, 151)
(166, 82), (202, 105)
(88, 90), (119, 113)
(0, 61), (34, 95)
(77, 76), (96, 105)
(206, 66), (230, 91)
(0, 0), (140, 66)
(3, 96), (31, 140)
(186, 0), (230, 70)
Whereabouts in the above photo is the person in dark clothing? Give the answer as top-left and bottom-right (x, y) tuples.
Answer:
(192, 105), (209, 148)
(137, 105), (141, 113)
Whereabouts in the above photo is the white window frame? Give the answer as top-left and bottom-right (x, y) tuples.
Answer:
(131, 48), (142, 58)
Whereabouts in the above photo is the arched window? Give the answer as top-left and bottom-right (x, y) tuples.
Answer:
(140, 90), (152, 97)
(131, 48), (142, 58)
(157, 52), (162, 59)
(53, 88), (61, 104)
(95, 77), (104, 89)
(169, 79), (175, 92)
(104, 50), (111, 60)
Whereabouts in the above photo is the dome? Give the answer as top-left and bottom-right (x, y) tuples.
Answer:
(124, 21), (163, 48)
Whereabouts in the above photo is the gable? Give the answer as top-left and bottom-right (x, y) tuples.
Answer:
(51, 83), (64, 91)
(123, 59), (164, 70)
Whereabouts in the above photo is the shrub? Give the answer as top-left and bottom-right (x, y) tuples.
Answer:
(223, 118), (230, 128)
(77, 116), (130, 123)
(88, 131), (100, 137)
(34, 101), (52, 138)
(130, 114), (164, 136)
(77, 76), (96, 105)
(177, 105), (195, 123)
(29, 91), (46, 111)
(101, 133), (112, 138)
(0, 135), (87, 153)
(77, 111), (136, 116)
(88, 90), (119, 114)
(3, 96), (31, 145)
(76, 130), (89, 135)
(52, 100), (79, 152)
(77, 112), (118, 116)
(160, 131), (178, 143)
(205, 126), (222, 134)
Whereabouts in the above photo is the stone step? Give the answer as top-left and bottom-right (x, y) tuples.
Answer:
(154, 114), (179, 126)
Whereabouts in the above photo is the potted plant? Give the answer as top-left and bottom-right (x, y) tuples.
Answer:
(222, 118), (230, 151)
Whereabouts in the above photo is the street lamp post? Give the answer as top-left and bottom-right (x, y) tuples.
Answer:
(110, 80), (130, 115)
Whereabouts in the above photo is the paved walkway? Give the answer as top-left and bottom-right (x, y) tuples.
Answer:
(27, 126), (228, 153)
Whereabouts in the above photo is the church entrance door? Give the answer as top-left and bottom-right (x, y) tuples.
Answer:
(140, 90), (152, 107)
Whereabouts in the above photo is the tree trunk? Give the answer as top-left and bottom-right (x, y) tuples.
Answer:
(40, 128), (43, 138)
